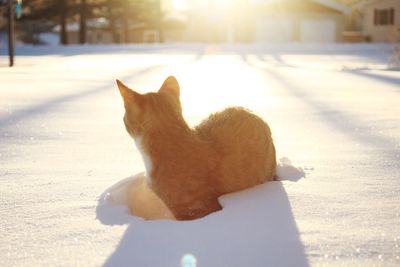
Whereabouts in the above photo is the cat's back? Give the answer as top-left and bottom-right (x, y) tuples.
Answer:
(196, 107), (268, 139)
(196, 107), (276, 194)
(196, 107), (272, 150)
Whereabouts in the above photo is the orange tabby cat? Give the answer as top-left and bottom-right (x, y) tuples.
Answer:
(117, 76), (276, 220)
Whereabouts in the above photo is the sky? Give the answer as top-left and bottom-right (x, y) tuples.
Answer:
(172, 0), (236, 11)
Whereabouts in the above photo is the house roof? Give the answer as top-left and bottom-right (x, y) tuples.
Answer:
(253, 0), (350, 14)
(182, 0), (349, 14)
(313, 0), (350, 13)
(353, 0), (399, 9)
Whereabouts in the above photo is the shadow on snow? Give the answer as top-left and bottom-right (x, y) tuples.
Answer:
(97, 177), (309, 267)
(240, 53), (400, 162)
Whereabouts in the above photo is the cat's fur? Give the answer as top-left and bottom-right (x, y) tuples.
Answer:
(117, 76), (276, 220)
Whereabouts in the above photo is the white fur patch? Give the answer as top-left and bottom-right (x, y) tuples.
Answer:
(134, 136), (153, 185)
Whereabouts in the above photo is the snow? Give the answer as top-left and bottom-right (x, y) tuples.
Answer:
(276, 157), (306, 182)
(1, 43), (399, 267)
(97, 164), (307, 267)
(37, 33), (59, 46)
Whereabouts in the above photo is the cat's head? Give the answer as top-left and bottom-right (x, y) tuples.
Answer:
(116, 76), (182, 138)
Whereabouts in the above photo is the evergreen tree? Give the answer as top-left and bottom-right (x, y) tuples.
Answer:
(15, 0), (162, 44)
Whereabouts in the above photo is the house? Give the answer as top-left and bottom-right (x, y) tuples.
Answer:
(168, 0), (349, 43)
(127, 22), (161, 43)
(360, 0), (400, 42)
(253, 0), (349, 43)
(53, 18), (114, 44)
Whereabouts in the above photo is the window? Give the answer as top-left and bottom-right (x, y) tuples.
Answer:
(374, 8), (395, 26)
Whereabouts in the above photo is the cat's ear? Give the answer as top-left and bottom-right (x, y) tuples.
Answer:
(159, 76), (180, 99)
(116, 79), (140, 104)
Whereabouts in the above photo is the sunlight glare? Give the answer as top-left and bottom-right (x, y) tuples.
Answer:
(173, 0), (187, 11)
(175, 55), (279, 124)
(173, 0), (243, 11)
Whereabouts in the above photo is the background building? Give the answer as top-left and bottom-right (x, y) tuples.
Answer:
(253, 0), (349, 43)
(164, 0), (349, 43)
(361, 0), (400, 42)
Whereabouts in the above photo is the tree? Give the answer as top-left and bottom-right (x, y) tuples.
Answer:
(79, 0), (87, 44)
(17, 0), (162, 44)
(60, 0), (68, 44)
(20, 0), (72, 44)
(104, 0), (161, 43)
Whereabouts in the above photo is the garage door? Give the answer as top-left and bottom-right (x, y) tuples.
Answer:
(300, 19), (336, 43)
(256, 18), (293, 42)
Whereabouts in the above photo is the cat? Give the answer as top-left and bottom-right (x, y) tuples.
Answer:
(116, 76), (276, 220)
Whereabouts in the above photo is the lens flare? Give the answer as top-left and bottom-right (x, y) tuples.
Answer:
(181, 253), (197, 267)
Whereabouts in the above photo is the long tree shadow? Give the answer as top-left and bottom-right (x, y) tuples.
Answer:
(241, 53), (399, 161)
(0, 65), (161, 129)
(343, 69), (400, 90)
(97, 178), (309, 267)
(0, 49), (205, 131)
(243, 48), (400, 90)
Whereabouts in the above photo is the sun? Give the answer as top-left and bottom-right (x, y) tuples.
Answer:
(172, 0), (187, 11)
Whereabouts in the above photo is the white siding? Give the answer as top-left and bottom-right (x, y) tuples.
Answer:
(301, 19), (336, 43)
(256, 18), (293, 42)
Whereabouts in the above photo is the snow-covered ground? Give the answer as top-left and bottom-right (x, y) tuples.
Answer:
(1, 43), (399, 267)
